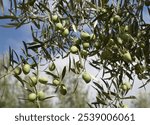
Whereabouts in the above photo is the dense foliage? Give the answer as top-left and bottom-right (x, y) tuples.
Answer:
(0, 0), (150, 108)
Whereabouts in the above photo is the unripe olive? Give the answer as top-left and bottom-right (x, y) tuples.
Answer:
(117, 37), (123, 44)
(14, 67), (22, 75)
(53, 79), (60, 85)
(49, 62), (56, 71)
(114, 15), (121, 22)
(22, 64), (30, 75)
(37, 91), (45, 100)
(55, 23), (63, 30)
(28, 93), (36, 101)
(39, 76), (48, 84)
(110, 17), (114, 23)
(121, 82), (131, 91)
(101, 8), (107, 13)
(121, 33), (130, 41)
(81, 50), (88, 58)
(62, 28), (69, 36)
(70, 46), (78, 54)
(52, 15), (58, 22)
(82, 42), (90, 49)
(122, 51), (132, 62)
(124, 25), (129, 32)
(59, 85), (67, 95)
(121, 84), (128, 91)
(82, 72), (91, 83)
(30, 76), (37, 86)
(109, 38), (114, 43)
(94, 41), (100, 49)
(80, 31), (90, 40)
(140, 43), (145, 48)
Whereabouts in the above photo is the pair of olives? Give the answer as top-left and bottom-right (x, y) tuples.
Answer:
(28, 91), (45, 101)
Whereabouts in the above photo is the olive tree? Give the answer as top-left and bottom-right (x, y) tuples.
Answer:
(0, 0), (150, 108)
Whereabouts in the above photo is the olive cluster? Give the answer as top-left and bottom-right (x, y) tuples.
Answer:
(13, 62), (67, 103)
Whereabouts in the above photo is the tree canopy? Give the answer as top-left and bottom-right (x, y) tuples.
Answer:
(0, 0), (150, 108)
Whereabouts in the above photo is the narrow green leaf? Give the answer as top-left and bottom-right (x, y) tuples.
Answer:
(0, 15), (17, 19)
(39, 2), (50, 13)
(43, 96), (56, 100)
(27, 42), (42, 49)
(96, 97), (107, 105)
(12, 49), (19, 62)
(102, 91), (112, 100)
(16, 19), (27, 29)
(120, 96), (136, 100)
(69, 56), (71, 72)
(14, 75), (25, 87)
(93, 81), (104, 91)
(61, 66), (66, 80)
(22, 41), (28, 56)
(139, 79), (150, 88)
(45, 71), (58, 78)
(72, 82), (78, 94)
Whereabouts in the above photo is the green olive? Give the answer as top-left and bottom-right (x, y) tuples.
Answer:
(49, 62), (56, 71)
(124, 25), (129, 32)
(53, 79), (60, 85)
(117, 37), (123, 44)
(80, 31), (90, 40)
(62, 28), (69, 36)
(81, 50), (88, 58)
(82, 72), (91, 83)
(39, 77), (48, 84)
(14, 67), (22, 75)
(52, 15), (58, 22)
(121, 84), (128, 91)
(94, 41), (100, 49)
(70, 46), (78, 54)
(109, 38), (114, 43)
(28, 93), (36, 101)
(55, 23), (63, 31)
(22, 64), (30, 75)
(59, 85), (67, 95)
(110, 17), (114, 23)
(82, 42), (90, 49)
(37, 91), (45, 100)
(122, 51), (132, 62)
(121, 82), (131, 91)
(114, 15), (121, 22)
(30, 76), (37, 86)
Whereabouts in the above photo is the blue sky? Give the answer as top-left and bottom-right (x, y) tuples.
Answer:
(0, 19), (32, 54)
